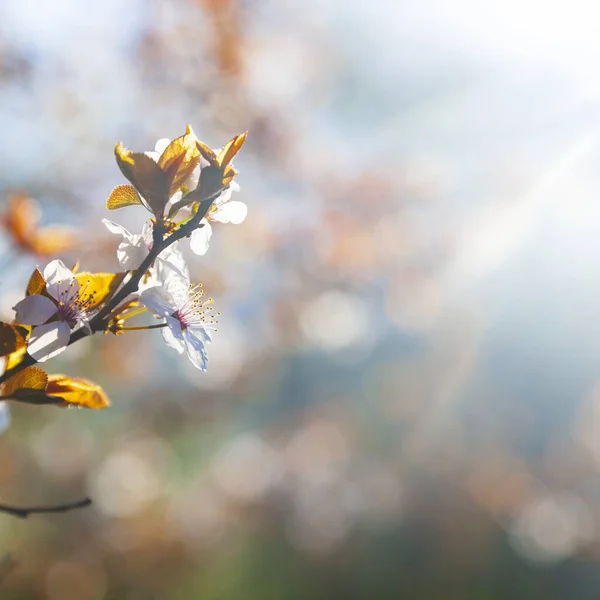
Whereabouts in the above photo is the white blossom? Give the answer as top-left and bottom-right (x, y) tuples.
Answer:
(146, 137), (246, 256)
(139, 267), (217, 371)
(102, 219), (189, 283)
(12, 260), (93, 361)
(189, 181), (246, 256)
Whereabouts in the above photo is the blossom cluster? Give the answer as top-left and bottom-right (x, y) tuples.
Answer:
(0, 125), (246, 419)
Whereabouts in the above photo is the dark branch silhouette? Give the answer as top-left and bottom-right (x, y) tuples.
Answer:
(0, 496), (91, 519)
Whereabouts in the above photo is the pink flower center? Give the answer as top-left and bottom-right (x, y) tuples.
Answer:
(173, 284), (218, 331)
(55, 279), (97, 324)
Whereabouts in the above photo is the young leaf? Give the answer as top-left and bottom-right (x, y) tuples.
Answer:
(106, 184), (143, 210)
(25, 267), (46, 296)
(6, 388), (63, 405)
(114, 143), (170, 218)
(2, 366), (48, 398)
(5, 344), (27, 372)
(158, 125), (201, 198)
(0, 323), (25, 357)
(216, 131), (247, 168)
(46, 375), (110, 409)
(196, 140), (218, 166)
(74, 272), (128, 310)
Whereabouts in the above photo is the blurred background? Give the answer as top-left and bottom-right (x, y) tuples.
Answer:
(0, 0), (600, 598)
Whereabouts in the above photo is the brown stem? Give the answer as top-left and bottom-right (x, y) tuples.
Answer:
(0, 497), (91, 519)
(118, 323), (168, 332)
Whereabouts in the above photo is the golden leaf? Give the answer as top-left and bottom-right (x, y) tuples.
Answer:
(106, 184), (143, 210)
(5, 344), (27, 372)
(222, 165), (239, 187)
(196, 140), (218, 166)
(2, 366), (48, 398)
(0, 323), (25, 357)
(46, 374), (110, 409)
(158, 126), (201, 199)
(6, 389), (63, 404)
(216, 131), (247, 168)
(74, 272), (128, 311)
(25, 267), (46, 296)
(179, 133), (246, 205)
(114, 143), (170, 217)
(166, 165), (230, 215)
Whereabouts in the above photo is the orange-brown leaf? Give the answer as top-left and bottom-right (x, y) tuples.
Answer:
(25, 268), (46, 296)
(5, 344), (27, 372)
(158, 125), (201, 198)
(216, 131), (247, 167)
(106, 184), (143, 210)
(0, 323), (25, 357)
(2, 366), (48, 398)
(222, 165), (239, 188)
(74, 272), (127, 311)
(196, 140), (218, 166)
(114, 143), (170, 217)
(46, 374), (110, 409)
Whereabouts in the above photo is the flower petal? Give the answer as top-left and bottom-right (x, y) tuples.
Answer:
(213, 181), (240, 207)
(13, 295), (57, 325)
(157, 243), (189, 280)
(183, 329), (208, 371)
(27, 321), (71, 362)
(140, 222), (154, 249)
(189, 222), (213, 256)
(211, 201), (247, 224)
(140, 286), (176, 319)
(44, 260), (79, 303)
(102, 218), (133, 240)
(117, 236), (146, 270)
(188, 323), (213, 344)
(162, 269), (191, 308)
(162, 316), (186, 353)
(43, 259), (74, 286)
(154, 138), (171, 155)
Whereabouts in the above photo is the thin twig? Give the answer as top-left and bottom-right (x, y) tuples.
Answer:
(0, 496), (91, 519)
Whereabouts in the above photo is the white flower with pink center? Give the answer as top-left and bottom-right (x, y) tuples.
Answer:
(12, 260), (96, 362)
(139, 267), (217, 371)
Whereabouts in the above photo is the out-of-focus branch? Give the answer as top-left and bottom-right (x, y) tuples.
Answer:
(0, 496), (91, 519)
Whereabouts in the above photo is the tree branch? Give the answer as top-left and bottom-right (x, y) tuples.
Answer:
(0, 496), (91, 519)
(0, 188), (223, 387)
